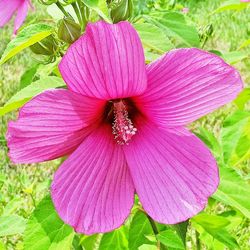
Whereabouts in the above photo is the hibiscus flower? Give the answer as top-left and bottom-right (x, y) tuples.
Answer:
(0, 0), (32, 34)
(7, 21), (243, 234)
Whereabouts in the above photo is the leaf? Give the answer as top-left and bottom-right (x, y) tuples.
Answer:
(213, 166), (250, 219)
(221, 111), (250, 165)
(23, 195), (74, 250)
(82, 0), (111, 23)
(171, 221), (188, 247)
(0, 76), (66, 116)
(139, 245), (157, 250)
(192, 213), (230, 229)
(0, 24), (53, 65)
(19, 65), (39, 90)
(234, 88), (250, 110)
(0, 215), (26, 236)
(222, 51), (249, 64)
(239, 38), (250, 50)
(212, 0), (249, 14)
(99, 227), (128, 250)
(129, 211), (155, 250)
(134, 22), (173, 54)
(192, 213), (239, 249)
(2, 198), (22, 216)
(144, 11), (200, 47)
(195, 127), (221, 158)
(80, 234), (98, 250)
(157, 229), (185, 249)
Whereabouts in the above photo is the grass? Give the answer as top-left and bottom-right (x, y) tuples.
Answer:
(0, 0), (249, 249)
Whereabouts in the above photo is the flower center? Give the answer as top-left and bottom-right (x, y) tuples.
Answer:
(112, 100), (137, 145)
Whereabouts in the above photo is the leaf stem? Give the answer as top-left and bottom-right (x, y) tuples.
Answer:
(195, 230), (201, 250)
(56, 2), (69, 17)
(146, 214), (168, 250)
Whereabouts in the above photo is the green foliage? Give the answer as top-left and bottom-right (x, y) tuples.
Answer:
(0, 215), (26, 237)
(0, 76), (66, 116)
(99, 227), (128, 250)
(192, 213), (239, 249)
(157, 229), (185, 249)
(212, 0), (249, 14)
(0, 0), (250, 249)
(23, 195), (75, 250)
(82, 0), (111, 22)
(221, 111), (250, 165)
(213, 166), (250, 219)
(234, 88), (250, 110)
(0, 24), (53, 65)
(128, 211), (155, 250)
(143, 11), (200, 47)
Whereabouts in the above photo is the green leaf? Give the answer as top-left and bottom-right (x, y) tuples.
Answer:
(171, 221), (188, 247)
(129, 211), (155, 250)
(212, 0), (249, 14)
(144, 12), (200, 47)
(0, 215), (26, 236)
(0, 24), (53, 65)
(157, 229), (185, 249)
(234, 88), (250, 110)
(82, 0), (111, 23)
(221, 111), (250, 165)
(134, 22), (173, 54)
(192, 213), (239, 249)
(239, 38), (250, 50)
(0, 76), (65, 116)
(24, 195), (74, 250)
(192, 213), (230, 229)
(213, 166), (250, 219)
(222, 51), (249, 64)
(19, 65), (39, 90)
(99, 227), (128, 250)
(139, 245), (157, 250)
(195, 127), (221, 158)
(80, 234), (98, 250)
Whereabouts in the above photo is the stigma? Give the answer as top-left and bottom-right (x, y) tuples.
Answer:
(112, 100), (137, 145)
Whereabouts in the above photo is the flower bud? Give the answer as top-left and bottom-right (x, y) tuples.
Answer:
(110, 0), (133, 23)
(58, 17), (81, 44)
(30, 35), (57, 55)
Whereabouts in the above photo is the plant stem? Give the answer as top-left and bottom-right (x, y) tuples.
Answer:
(56, 2), (69, 17)
(195, 230), (201, 250)
(146, 215), (168, 250)
(72, 2), (83, 27)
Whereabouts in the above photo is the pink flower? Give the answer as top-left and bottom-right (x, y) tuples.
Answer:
(7, 21), (243, 234)
(0, 0), (32, 34)
(181, 7), (189, 14)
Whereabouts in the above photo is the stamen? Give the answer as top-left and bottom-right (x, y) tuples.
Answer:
(112, 100), (137, 145)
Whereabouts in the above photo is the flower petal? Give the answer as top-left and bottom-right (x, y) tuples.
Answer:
(124, 119), (219, 224)
(59, 21), (147, 100)
(51, 125), (134, 234)
(7, 89), (105, 163)
(135, 48), (243, 127)
(14, 0), (29, 34)
(0, 0), (20, 27)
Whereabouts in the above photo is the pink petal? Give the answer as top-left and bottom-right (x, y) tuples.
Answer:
(14, 0), (29, 34)
(7, 89), (105, 163)
(59, 21), (147, 100)
(135, 48), (243, 127)
(0, 0), (21, 27)
(51, 125), (134, 234)
(124, 119), (219, 224)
